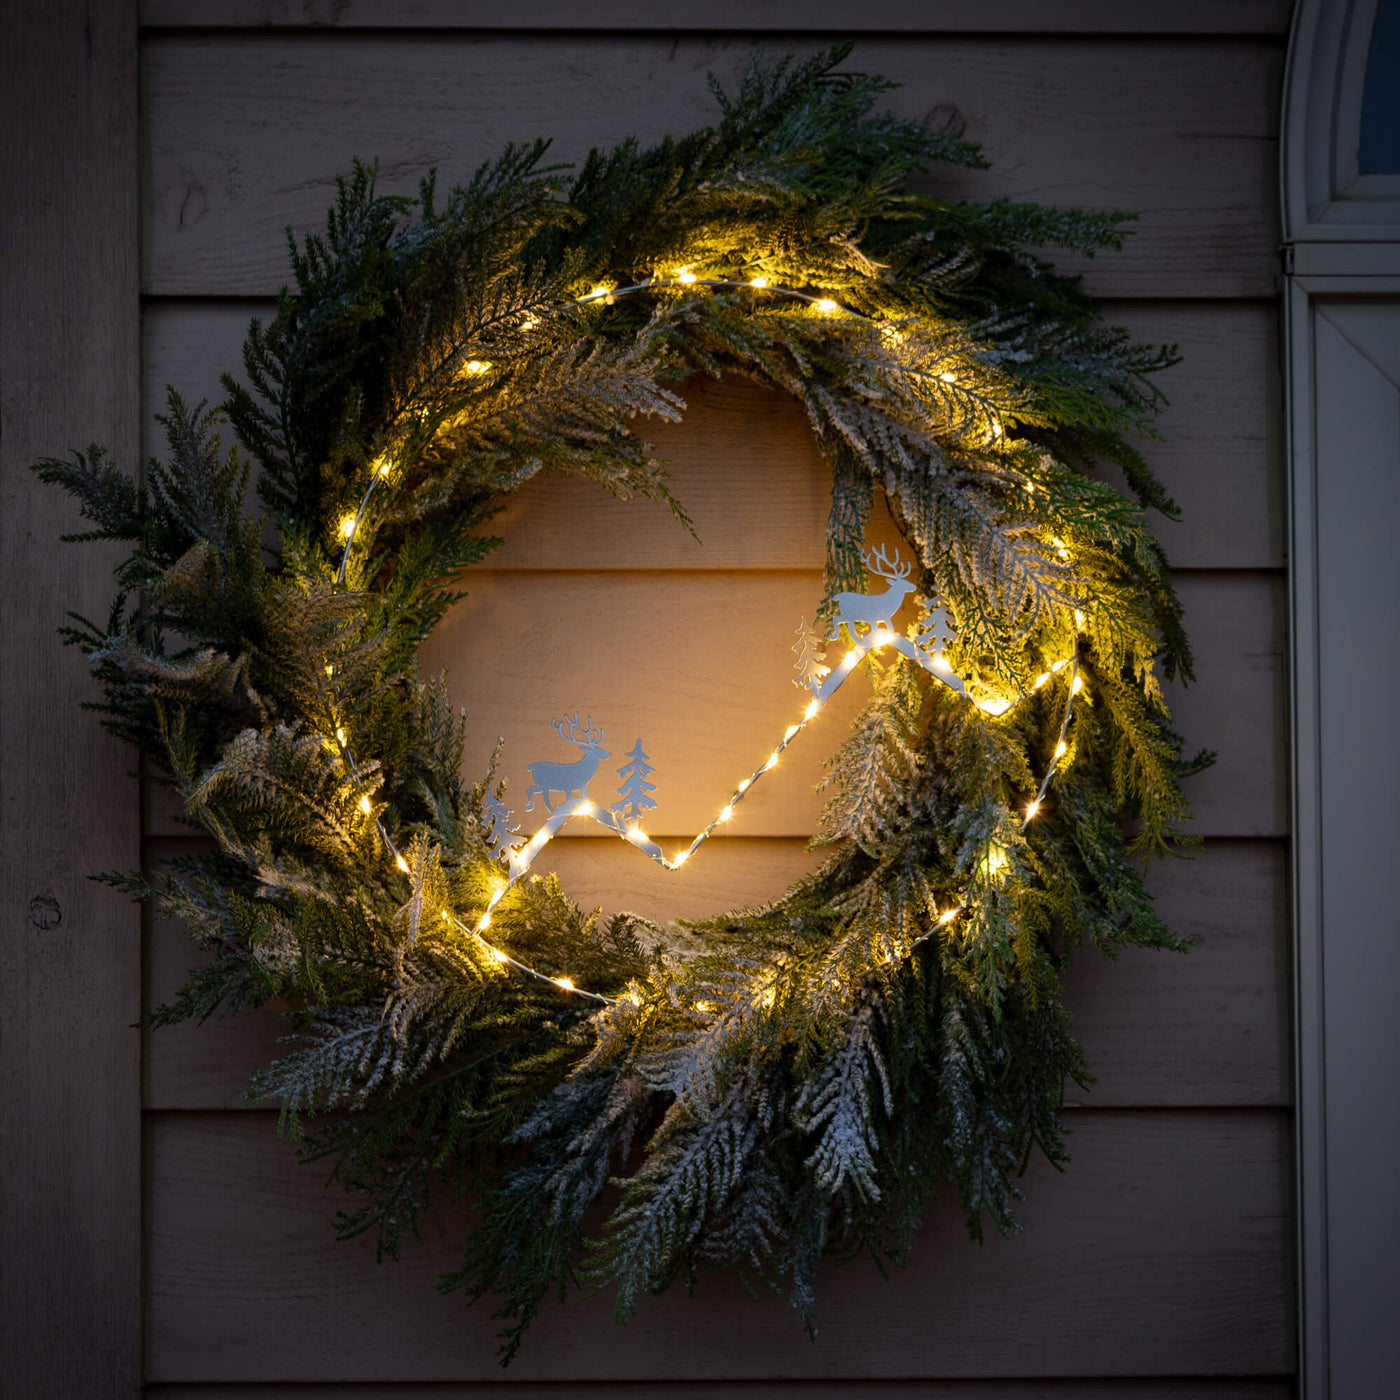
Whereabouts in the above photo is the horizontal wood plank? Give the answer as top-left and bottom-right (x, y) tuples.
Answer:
(140, 0), (1294, 35)
(1167, 571), (1287, 839)
(143, 35), (1281, 299)
(146, 1381), (1295, 1399)
(144, 1108), (1293, 1381)
(141, 300), (1282, 571)
(143, 837), (1286, 1111)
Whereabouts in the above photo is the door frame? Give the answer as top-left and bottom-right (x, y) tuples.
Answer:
(1283, 3), (1400, 1395)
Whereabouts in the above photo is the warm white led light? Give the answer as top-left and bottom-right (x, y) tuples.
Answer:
(672, 850), (690, 867)
(784, 724), (799, 742)
(1026, 799), (1041, 819)
(676, 269), (697, 284)
(805, 699), (820, 720)
(737, 778), (751, 792)
(749, 275), (768, 288)
(719, 805), (733, 823)
(554, 975), (575, 991)
(339, 514), (356, 539)
(1071, 675), (1084, 695)
(358, 795), (371, 814)
(478, 913), (491, 930)
(395, 854), (410, 873)
(1054, 740), (1068, 759)
(814, 298), (837, 313)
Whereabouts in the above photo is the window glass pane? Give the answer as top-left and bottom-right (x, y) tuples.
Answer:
(1360, 0), (1400, 173)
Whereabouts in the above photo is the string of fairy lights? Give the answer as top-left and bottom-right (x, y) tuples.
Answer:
(325, 273), (1084, 1006)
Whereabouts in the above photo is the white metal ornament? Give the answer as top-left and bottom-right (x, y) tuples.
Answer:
(791, 615), (830, 693)
(480, 788), (520, 862)
(613, 740), (658, 825)
(525, 713), (610, 814)
(828, 543), (916, 639)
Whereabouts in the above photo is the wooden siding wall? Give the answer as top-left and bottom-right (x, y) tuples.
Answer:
(137, 5), (1294, 1395)
(2, 4), (142, 1396)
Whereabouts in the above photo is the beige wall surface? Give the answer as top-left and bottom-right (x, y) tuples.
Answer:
(135, 6), (1293, 1393)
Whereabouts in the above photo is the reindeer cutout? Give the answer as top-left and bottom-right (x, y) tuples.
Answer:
(525, 713), (611, 814)
(828, 544), (916, 641)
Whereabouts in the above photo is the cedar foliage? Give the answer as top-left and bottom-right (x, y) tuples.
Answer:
(36, 48), (1208, 1359)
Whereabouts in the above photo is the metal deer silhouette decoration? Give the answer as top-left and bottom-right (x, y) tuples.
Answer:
(828, 543), (916, 640)
(524, 713), (610, 813)
(474, 547), (1047, 935)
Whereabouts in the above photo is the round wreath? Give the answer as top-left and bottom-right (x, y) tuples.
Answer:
(39, 48), (1206, 1357)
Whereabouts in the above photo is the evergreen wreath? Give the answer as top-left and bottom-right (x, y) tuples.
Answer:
(36, 48), (1209, 1359)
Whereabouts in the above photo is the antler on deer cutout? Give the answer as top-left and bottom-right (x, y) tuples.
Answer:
(524, 712), (610, 813)
(828, 544), (916, 641)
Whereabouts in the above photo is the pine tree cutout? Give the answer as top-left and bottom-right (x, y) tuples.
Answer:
(915, 603), (957, 656)
(792, 615), (831, 692)
(481, 788), (519, 861)
(613, 740), (658, 825)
